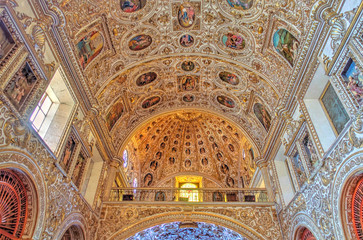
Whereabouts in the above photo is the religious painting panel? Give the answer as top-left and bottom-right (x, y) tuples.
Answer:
(178, 75), (199, 91)
(4, 61), (39, 112)
(0, 19), (15, 61)
(144, 173), (153, 186)
(219, 71), (239, 85)
(183, 94), (194, 102)
(181, 61), (195, 71)
(72, 150), (88, 188)
(253, 103), (271, 132)
(179, 34), (194, 47)
(273, 29), (299, 66)
(136, 72), (157, 86)
(300, 132), (319, 171)
(341, 58), (363, 105)
(141, 96), (161, 109)
(60, 133), (78, 173)
(120, 0), (147, 13)
(76, 31), (104, 69)
(320, 83), (350, 135)
(217, 95), (236, 108)
(128, 34), (152, 51)
(226, 0), (253, 10)
(172, 2), (201, 31)
(178, 3), (195, 28)
(222, 33), (246, 50)
(289, 149), (307, 189)
(105, 97), (124, 131)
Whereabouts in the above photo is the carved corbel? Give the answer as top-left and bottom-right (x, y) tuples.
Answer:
(349, 109), (363, 148)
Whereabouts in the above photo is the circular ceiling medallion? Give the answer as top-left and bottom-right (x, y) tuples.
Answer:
(136, 72), (157, 86)
(181, 61), (195, 71)
(142, 96), (161, 109)
(222, 33), (246, 50)
(219, 71), (239, 85)
(178, 3), (195, 28)
(217, 95), (236, 108)
(129, 34), (152, 51)
(180, 34), (194, 47)
(120, 0), (147, 13)
(226, 0), (253, 10)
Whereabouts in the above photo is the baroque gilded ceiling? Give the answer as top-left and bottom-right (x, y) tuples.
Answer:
(123, 111), (255, 187)
(54, 0), (315, 154)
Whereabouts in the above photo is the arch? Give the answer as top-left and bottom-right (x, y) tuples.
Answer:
(109, 211), (266, 240)
(0, 150), (46, 240)
(294, 226), (317, 240)
(117, 108), (262, 157)
(289, 213), (323, 240)
(54, 213), (87, 240)
(331, 152), (363, 240)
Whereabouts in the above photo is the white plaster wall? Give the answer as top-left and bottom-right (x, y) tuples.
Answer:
(274, 145), (295, 205)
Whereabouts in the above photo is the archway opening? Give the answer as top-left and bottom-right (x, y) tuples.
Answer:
(126, 221), (248, 240)
(61, 225), (85, 240)
(295, 227), (316, 240)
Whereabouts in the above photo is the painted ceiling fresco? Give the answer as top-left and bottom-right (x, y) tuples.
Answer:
(55, 0), (316, 157)
(127, 222), (247, 240)
(123, 111), (255, 188)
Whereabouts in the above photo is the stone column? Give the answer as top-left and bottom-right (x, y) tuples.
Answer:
(255, 157), (275, 202)
(103, 158), (121, 201)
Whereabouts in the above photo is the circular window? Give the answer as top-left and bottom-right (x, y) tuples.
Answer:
(123, 150), (128, 168)
(352, 178), (363, 239)
(0, 169), (28, 239)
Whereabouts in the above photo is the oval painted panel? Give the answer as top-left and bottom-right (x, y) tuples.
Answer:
(120, 0), (147, 13)
(181, 61), (195, 71)
(180, 34), (194, 47)
(222, 33), (245, 50)
(77, 31), (104, 69)
(142, 96), (161, 109)
(219, 71), (239, 85)
(178, 4), (195, 28)
(136, 72), (157, 86)
(129, 34), (152, 51)
(217, 95), (235, 108)
(227, 0), (253, 10)
(273, 29), (299, 66)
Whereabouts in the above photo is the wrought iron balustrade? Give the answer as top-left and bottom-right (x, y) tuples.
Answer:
(109, 187), (269, 203)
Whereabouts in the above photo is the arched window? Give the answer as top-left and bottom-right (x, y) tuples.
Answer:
(352, 177), (363, 239)
(61, 225), (84, 240)
(0, 169), (28, 239)
(123, 149), (128, 168)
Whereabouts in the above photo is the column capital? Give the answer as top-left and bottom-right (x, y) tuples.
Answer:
(255, 157), (268, 169)
(109, 157), (122, 168)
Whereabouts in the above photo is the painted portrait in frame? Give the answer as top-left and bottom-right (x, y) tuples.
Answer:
(226, 0), (253, 10)
(341, 58), (363, 105)
(60, 135), (77, 172)
(273, 29), (299, 66)
(320, 83), (350, 135)
(72, 151), (87, 188)
(178, 3), (195, 28)
(76, 31), (104, 69)
(253, 103), (271, 132)
(4, 62), (38, 111)
(105, 98), (124, 131)
(128, 34), (152, 51)
(142, 96), (161, 109)
(0, 20), (15, 60)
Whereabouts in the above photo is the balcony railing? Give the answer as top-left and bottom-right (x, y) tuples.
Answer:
(109, 187), (269, 203)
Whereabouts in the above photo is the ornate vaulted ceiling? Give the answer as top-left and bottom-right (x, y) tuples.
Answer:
(123, 111), (255, 187)
(55, 0), (315, 155)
